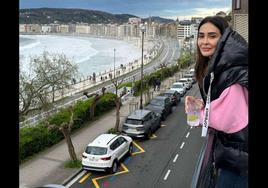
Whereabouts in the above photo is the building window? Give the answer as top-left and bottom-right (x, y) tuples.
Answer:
(234, 0), (241, 9)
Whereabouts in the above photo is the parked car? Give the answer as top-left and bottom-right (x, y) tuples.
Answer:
(184, 73), (196, 84)
(122, 109), (161, 139)
(82, 133), (133, 173)
(160, 90), (181, 106)
(145, 96), (172, 121)
(189, 68), (195, 75)
(179, 78), (192, 90)
(170, 82), (186, 96)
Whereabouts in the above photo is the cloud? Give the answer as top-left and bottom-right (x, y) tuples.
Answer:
(161, 6), (230, 20)
(20, 0), (232, 20)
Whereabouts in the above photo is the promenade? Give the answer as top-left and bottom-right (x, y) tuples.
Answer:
(20, 39), (164, 128)
(19, 66), (191, 188)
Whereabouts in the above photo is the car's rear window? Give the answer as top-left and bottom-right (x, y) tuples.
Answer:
(172, 84), (183, 88)
(85, 146), (107, 155)
(163, 93), (172, 97)
(150, 99), (164, 106)
(126, 119), (143, 125)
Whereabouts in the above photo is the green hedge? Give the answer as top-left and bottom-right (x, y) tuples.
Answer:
(19, 92), (117, 164)
(95, 93), (117, 116)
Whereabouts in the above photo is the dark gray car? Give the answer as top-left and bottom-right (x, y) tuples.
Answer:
(122, 109), (161, 139)
(161, 90), (181, 106)
(144, 96), (172, 121)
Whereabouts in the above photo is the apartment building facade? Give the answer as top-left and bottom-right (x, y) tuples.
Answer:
(232, 0), (248, 42)
(177, 21), (196, 40)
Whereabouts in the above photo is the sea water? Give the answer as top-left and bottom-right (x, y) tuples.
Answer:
(19, 34), (142, 78)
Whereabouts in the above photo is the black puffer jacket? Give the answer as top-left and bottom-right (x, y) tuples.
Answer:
(200, 27), (248, 176)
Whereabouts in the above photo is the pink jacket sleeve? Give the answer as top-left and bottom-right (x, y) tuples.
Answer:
(199, 84), (248, 133)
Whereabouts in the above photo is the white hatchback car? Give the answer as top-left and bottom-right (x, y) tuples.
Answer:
(82, 133), (133, 173)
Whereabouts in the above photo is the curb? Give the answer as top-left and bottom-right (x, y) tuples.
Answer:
(62, 168), (83, 186)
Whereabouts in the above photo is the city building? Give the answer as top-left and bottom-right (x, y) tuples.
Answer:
(177, 20), (195, 40)
(59, 25), (69, 33)
(19, 24), (26, 33)
(105, 24), (118, 37)
(232, 0), (248, 41)
(41, 25), (51, 33)
(75, 24), (90, 34)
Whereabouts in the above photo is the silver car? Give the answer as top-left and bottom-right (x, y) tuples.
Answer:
(122, 109), (161, 139)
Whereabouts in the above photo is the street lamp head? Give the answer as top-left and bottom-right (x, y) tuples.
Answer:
(140, 24), (146, 32)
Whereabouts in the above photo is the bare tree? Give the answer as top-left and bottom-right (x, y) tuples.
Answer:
(31, 51), (78, 103)
(19, 51), (78, 120)
(47, 106), (77, 161)
(83, 87), (106, 120)
(111, 77), (124, 132)
(19, 70), (50, 117)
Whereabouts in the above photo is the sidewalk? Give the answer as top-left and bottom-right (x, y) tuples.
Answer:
(19, 69), (188, 188)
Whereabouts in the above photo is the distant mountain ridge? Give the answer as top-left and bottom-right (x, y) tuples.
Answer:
(19, 8), (175, 24)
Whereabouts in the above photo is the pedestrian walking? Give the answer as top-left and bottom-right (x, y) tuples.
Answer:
(153, 78), (157, 91)
(156, 78), (161, 91)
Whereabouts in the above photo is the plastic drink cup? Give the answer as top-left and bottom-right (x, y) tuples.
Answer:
(187, 103), (200, 126)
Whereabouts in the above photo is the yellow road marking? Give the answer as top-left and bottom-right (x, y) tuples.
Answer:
(92, 179), (100, 188)
(92, 163), (129, 188)
(131, 141), (145, 156)
(90, 141), (145, 187)
(150, 134), (157, 139)
(79, 172), (91, 183)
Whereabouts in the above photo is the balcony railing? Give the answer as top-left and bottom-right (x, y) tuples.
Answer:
(191, 128), (217, 188)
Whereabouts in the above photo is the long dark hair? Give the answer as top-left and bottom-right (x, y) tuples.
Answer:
(195, 16), (229, 87)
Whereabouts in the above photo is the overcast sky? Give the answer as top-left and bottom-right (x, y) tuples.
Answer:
(20, 0), (232, 20)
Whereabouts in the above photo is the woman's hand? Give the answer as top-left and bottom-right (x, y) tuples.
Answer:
(185, 96), (204, 113)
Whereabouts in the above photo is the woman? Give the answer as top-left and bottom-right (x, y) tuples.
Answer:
(185, 16), (248, 188)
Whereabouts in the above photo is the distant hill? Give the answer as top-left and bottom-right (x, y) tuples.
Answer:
(19, 8), (174, 25)
(143, 16), (175, 24)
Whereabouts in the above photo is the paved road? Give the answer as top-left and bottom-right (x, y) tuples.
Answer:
(66, 83), (205, 188)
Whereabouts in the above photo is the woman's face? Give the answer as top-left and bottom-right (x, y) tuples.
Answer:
(197, 22), (221, 58)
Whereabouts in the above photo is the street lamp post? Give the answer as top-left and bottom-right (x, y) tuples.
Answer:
(140, 25), (146, 109)
(114, 48), (116, 79)
(189, 35), (194, 67)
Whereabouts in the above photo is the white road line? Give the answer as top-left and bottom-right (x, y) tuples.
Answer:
(186, 132), (190, 138)
(180, 142), (185, 149)
(173, 154), (179, 163)
(164, 169), (171, 180)
(65, 170), (87, 187)
(190, 126), (193, 129)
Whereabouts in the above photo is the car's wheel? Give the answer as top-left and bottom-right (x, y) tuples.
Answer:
(162, 113), (166, 121)
(146, 129), (152, 139)
(110, 160), (118, 174)
(128, 143), (133, 156)
(157, 122), (161, 129)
